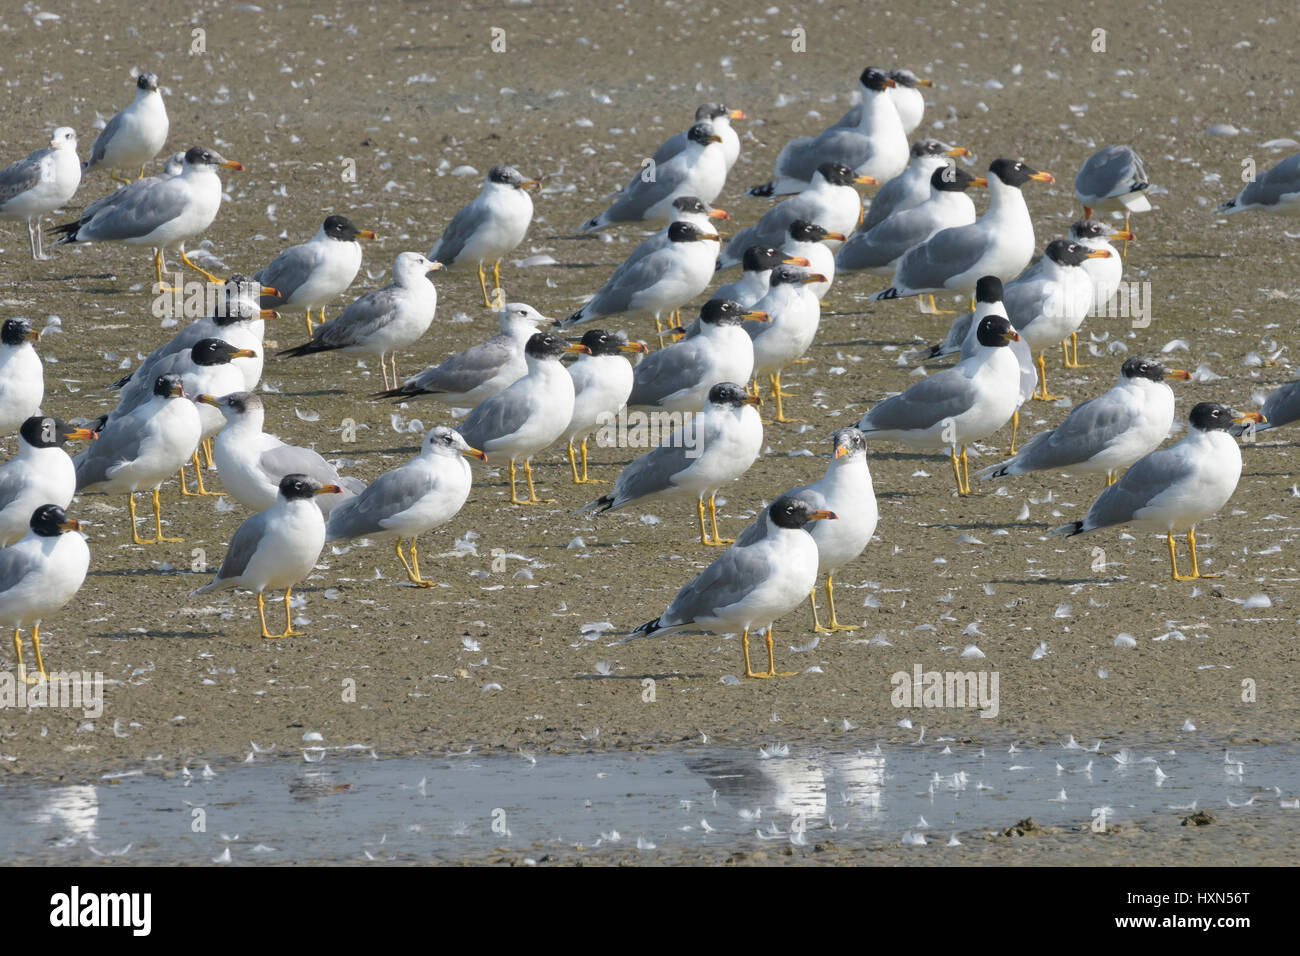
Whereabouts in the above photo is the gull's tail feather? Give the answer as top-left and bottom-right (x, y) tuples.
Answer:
(1047, 520), (1084, 538)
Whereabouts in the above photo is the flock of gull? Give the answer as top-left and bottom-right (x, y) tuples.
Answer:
(0, 63), (1298, 683)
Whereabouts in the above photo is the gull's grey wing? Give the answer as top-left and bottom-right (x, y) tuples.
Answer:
(209, 509), (273, 583)
(582, 250), (671, 317)
(256, 243), (326, 305)
(721, 198), (806, 262)
(0, 467), (27, 514)
(1075, 146), (1147, 203)
(1260, 379), (1300, 430)
(1002, 275), (1053, 330)
(894, 222), (988, 292)
(789, 126), (877, 180)
(627, 132), (690, 192)
(458, 384), (534, 450)
(403, 335), (515, 395)
(1081, 444), (1187, 529)
(942, 311), (976, 356)
(609, 440), (697, 507)
(627, 339), (710, 407)
(1012, 392), (1143, 472)
(1237, 153), (1300, 208)
(430, 198), (489, 266)
(74, 409), (152, 488)
(860, 172), (913, 230)
(860, 368), (979, 434)
(313, 286), (402, 348)
(836, 204), (944, 271)
(0, 544), (40, 597)
(326, 466), (434, 540)
(0, 150), (45, 205)
(87, 112), (127, 168)
(601, 154), (695, 222)
(79, 176), (190, 241)
(661, 524), (777, 625)
(81, 176), (164, 222)
(258, 443), (340, 485)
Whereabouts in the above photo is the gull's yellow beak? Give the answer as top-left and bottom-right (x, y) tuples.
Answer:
(743, 310), (768, 322)
(1163, 369), (1192, 381)
(196, 394), (221, 407)
(969, 176), (989, 187)
(221, 159), (244, 171)
(260, 285), (280, 297)
(782, 255), (810, 266)
(807, 509), (838, 521)
(1028, 170), (1055, 183)
(357, 229), (378, 240)
(729, 108), (747, 120)
(233, 348), (257, 359)
(63, 427), (97, 442)
(260, 308), (279, 320)
(461, 445), (488, 461)
(823, 231), (848, 242)
(915, 78), (934, 88)
(1233, 412), (1266, 425)
(621, 342), (650, 354)
(853, 174), (879, 186)
(58, 519), (81, 532)
(24, 329), (41, 343)
(1086, 248), (1113, 259)
(803, 273), (829, 284)
(741, 394), (762, 406)
(315, 483), (344, 496)
(566, 343), (592, 354)
(1001, 329), (1021, 343)
(1110, 230), (1137, 242)
(946, 146), (970, 157)
(520, 178), (542, 190)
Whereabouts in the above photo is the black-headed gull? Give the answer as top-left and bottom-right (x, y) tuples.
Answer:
(560, 329), (645, 483)
(257, 215), (377, 334)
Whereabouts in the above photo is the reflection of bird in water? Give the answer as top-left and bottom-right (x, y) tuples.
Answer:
(686, 750), (828, 822)
(29, 784), (99, 843)
(287, 770), (352, 802)
(821, 751), (887, 824)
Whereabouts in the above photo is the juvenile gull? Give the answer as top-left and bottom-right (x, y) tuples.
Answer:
(0, 127), (80, 260)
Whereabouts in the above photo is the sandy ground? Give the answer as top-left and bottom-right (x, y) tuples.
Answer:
(0, 0), (1298, 862)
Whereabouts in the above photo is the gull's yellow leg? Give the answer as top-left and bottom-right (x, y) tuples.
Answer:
(153, 488), (182, 543)
(128, 494), (156, 545)
(706, 495), (734, 546)
(758, 626), (796, 678)
(178, 465), (199, 497)
(190, 450), (223, 496)
(741, 627), (763, 679)
(960, 445), (971, 496)
(492, 260), (501, 296)
(1122, 215), (1131, 257)
(1187, 528), (1219, 579)
(30, 624), (48, 683)
(111, 170), (133, 185)
(567, 441), (581, 483)
(304, 311), (315, 336)
(523, 459), (554, 504)
(408, 538), (436, 587)
(654, 315), (664, 335)
(257, 592), (276, 639)
(1062, 333), (1089, 368)
(950, 446), (965, 497)
(282, 588), (301, 636)
(202, 438), (216, 470)
(477, 263), (492, 308)
(579, 439), (603, 483)
(825, 573), (858, 632)
(810, 589), (831, 633)
(1034, 353), (1063, 401)
(393, 537), (415, 578)
(1168, 531), (1194, 582)
(746, 378), (760, 398)
(770, 373), (801, 423)
(389, 354), (400, 389)
(696, 498), (710, 546)
(507, 459), (528, 505)
(137, 166), (147, 181)
(179, 247), (223, 284)
(1009, 410), (1020, 455)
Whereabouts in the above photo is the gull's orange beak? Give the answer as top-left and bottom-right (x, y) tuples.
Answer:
(566, 343), (592, 354)
(782, 255), (810, 266)
(946, 146), (970, 157)
(221, 160), (244, 171)
(743, 309), (768, 322)
(969, 176), (989, 187)
(708, 207), (730, 220)
(356, 229), (378, 240)
(315, 483), (343, 496)
(260, 285), (280, 297)
(706, 134), (724, 144)
(915, 78), (934, 88)
(260, 308), (279, 320)
(701, 233), (721, 241)
(461, 446), (488, 461)
(833, 445), (850, 459)
(1028, 170), (1055, 183)
(883, 77), (897, 88)
(58, 519), (81, 532)
(170, 383), (185, 398)
(729, 108), (747, 120)
(853, 174), (879, 186)
(63, 427), (97, 442)
(620, 342), (650, 354)
(1233, 412), (1266, 425)
(1110, 230), (1137, 242)
(823, 231), (848, 242)
(741, 394), (762, 406)
(1001, 329), (1021, 343)
(233, 348), (257, 359)
(1163, 369), (1192, 381)
(803, 273), (829, 284)
(1086, 248), (1112, 259)
(24, 329), (41, 342)
(807, 509), (838, 521)
(520, 179), (542, 190)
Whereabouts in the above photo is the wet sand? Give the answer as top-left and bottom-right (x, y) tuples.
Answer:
(0, 0), (1298, 863)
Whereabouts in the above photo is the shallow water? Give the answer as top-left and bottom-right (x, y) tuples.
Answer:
(2, 739), (1295, 863)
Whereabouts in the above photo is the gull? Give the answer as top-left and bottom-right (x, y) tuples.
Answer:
(79, 150), (185, 223)
(257, 215), (377, 334)
(200, 391), (364, 515)
(1020, 218), (1134, 313)
(73, 373), (202, 544)
(833, 69), (935, 136)
(637, 104), (747, 175)
(1245, 377), (1300, 433)
(0, 127), (80, 260)
(872, 158), (1054, 311)
(374, 302), (548, 407)
(713, 245), (808, 308)
(836, 165), (983, 278)
(195, 474), (341, 639)
(858, 139), (972, 233)
(277, 251), (442, 390)
(561, 221), (721, 334)
(1049, 403), (1263, 581)
(430, 165), (539, 308)
(977, 358), (1191, 488)
(784, 427), (877, 632)
(1002, 239), (1112, 399)
(0, 417), (96, 547)
(779, 219), (843, 299)
(0, 318), (44, 434)
(1074, 145), (1150, 241)
(627, 299), (766, 414)
(748, 67), (907, 198)
(458, 332), (588, 505)
(1216, 152), (1300, 217)
(326, 426), (486, 586)
(722, 162), (874, 269)
(84, 71), (169, 183)
(578, 123), (727, 233)
(857, 314), (1022, 495)
(582, 382), (763, 546)
(0, 504), (89, 684)
(629, 495), (836, 678)
(560, 329), (646, 483)
(745, 266), (826, 422)
(51, 145), (243, 286)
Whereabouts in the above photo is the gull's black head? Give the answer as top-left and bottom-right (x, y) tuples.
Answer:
(769, 264), (812, 287)
(930, 164), (977, 192)
(30, 504), (77, 538)
(988, 158), (1050, 188)
(858, 67), (895, 92)
(154, 373), (185, 399)
(769, 495), (838, 530)
(205, 390), (258, 417)
(578, 328), (627, 357)
(184, 146), (240, 171)
(1121, 357), (1171, 383)
(975, 313), (1019, 348)
(974, 275), (1003, 304)
(1071, 219), (1109, 241)
(831, 426), (868, 460)
(1188, 402), (1236, 433)
(687, 122), (722, 147)
(191, 338), (249, 366)
(323, 215), (361, 240)
(525, 331), (583, 361)
(1045, 239), (1090, 268)
(694, 103), (727, 122)
(1, 318), (35, 347)
(707, 381), (752, 408)
(20, 416), (93, 449)
(741, 245), (785, 272)
(700, 299), (751, 327)
(667, 221), (714, 244)
(488, 165), (529, 187)
(912, 138), (949, 158)
(890, 68), (928, 89)
(671, 195), (710, 217)
(279, 474), (321, 501)
(788, 219), (829, 243)
(816, 162), (856, 186)
(136, 71), (160, 92)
